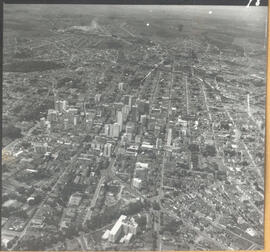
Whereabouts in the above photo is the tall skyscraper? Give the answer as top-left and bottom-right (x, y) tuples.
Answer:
(131, 105), (138, 122)
(117, 111), (123, 131)
(86, 120), (92, 131)
(67, 108), (78, 123)
(122, 105), (130, 122)
(167, 128), (172, 146)
(118, 82), (125, 91)
(126, 122), (135, 134)
(130, 96), (136, 108)
(86, 111), (95, 121)
(53, 88), (58, 111)
(104, 124), (110, 137)
(113, 123), (120, 138)
(55, 100), (60, 111)
(60, 100), (68, 112)
(64, 118), (69, 130)
(95, 94), (101, 103)
(104, 143), (112, 157)
(123, 95), (130, 106)
(47, 109), (58, 122)
(40, 117), (46, 127)
(121, 134), (128, 146)
(46, 121), (51, 135)
(156, 138), (162, 149)
(123, 95), (134, 108)
(74, 115), (79, 126)
(109, 123), (114, 137)
(140, 115), (148, 126)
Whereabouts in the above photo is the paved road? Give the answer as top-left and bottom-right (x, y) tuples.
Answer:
(155, 58), (174, 251)
(119, 25), (136, 38)
(224, 108), (264, 183)
(82, 157), (117, 226)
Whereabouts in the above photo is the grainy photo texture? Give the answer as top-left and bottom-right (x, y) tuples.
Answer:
(1, 4), (267, 251)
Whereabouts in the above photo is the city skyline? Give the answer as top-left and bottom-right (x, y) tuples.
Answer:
(2, 4), (267, 251)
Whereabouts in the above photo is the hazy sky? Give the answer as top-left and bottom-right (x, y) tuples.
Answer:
(4, 4), (267, 38)
(4, 4), (267, 20)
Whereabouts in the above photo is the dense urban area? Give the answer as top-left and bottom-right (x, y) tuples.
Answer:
(2, 5), (267, 251)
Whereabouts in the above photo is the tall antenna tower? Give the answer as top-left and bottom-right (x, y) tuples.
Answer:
(247, 93), (251, 117)
(51, 77), (58, 110)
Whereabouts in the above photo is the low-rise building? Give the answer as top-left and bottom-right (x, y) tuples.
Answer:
(132, 178), (142, 189)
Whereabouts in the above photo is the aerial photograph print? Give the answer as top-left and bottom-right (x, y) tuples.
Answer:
(1, 2), (268, 251)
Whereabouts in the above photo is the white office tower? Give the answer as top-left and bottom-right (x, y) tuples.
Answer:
(156, 138), (162, 149)
(109, 124), (114, 138)
(104, 215), (138, 243)
(85, 112), (89, 121)
(121, 106), (126, 122)
(47, 109), (58, 122)
(167, 128), (172, 146)
(113, 123), (120, 138)
(74, 115), (78, 126)
(60, 100), (68, 112)
(46, 121), (51, 134)
(136, 162), (149, 169)
(117, 111), (123, 131)
(86, 120), (92, 131)
(121, 134), (129, 146)
(104, 143), (112, 157)
(64, 118), (69, 130)
(40, 117), (46, 127)
(118, 82), (125, 91)
(124, 95), (133, 108)
(126, 104), (131, 117)
(247, 93), (251, 116)
(67, 108), (78, 117)
(125, 133), (132, 141)
(126, 122), (135, 134)
(33, 142), (48, 154)
(257, 119), (263, 130)
(104, 124), (110, 137)
(140, 115), (147, 126)
(55, 100), (60, 111)
(53, 93), (58, 111)
(128, 96), (133, 108)
(86, 111), (95, 121)
(135, 135), (141, 144)
(108, 215), (127, 243)
(95, 94), (101, 103)
(122, 105), (130, 122)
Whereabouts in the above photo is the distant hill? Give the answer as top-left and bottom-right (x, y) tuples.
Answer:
(4, 60), (65, 73)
